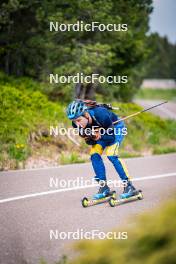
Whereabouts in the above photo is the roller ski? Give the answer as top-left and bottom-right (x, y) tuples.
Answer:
(109, 181), (143, 207)
(82, 183), (116, 208)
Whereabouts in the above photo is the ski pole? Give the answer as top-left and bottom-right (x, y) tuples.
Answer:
(113, 101), (168, 124)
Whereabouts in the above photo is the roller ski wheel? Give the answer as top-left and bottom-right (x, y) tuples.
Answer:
(109, 197), (116, 207)
(137, 190), (143, 200)
(82, 197), (89, 208)
(81, 191), (116, 208)
(109, 190), (143, 207)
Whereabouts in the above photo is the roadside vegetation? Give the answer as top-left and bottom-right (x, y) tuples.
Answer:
(1, 73), (176, 170)
(1, 1), (176, 170)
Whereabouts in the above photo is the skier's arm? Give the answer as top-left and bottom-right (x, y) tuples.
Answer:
(93, 109), (115, 143)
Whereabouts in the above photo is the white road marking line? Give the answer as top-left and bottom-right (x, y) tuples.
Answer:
(132, 172), (176, 181)
(0, 172), (176, 204)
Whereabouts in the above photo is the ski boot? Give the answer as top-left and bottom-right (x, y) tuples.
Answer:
(120, 181), (138, 199)
(93, 183), (111, 200)
(82, 181), (116, 208)
(109, 181), (143, 207)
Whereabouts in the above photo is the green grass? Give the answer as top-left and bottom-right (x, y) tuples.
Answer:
(119, 151), (141, 158)
(0, 76), (67, 169)
(1, 73), (176, 170)
(60, 152), (86, 165)
(153, 146), (176, 155)
(113, 102), (176, 155)
(135, 88), (176, 101)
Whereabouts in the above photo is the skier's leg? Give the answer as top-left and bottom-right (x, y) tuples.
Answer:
(90, 144), (106, 182)
(90, 144), (110, 199)
(106, 143), (129, 181)
(106, 143), (137, 198)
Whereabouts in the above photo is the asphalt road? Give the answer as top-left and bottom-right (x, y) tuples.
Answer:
(0, 153), (176, 264)
(134, 99), (176, 119)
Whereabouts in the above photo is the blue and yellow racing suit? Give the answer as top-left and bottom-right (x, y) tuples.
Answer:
(74, 106), (130, 183)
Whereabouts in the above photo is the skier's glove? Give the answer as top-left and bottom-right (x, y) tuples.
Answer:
(84, 130), (101, 145)
(85, 137), (97, 145)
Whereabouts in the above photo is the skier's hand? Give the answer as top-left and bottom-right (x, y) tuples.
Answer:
(92, 129), (101, 141)
(84, 130), (101, 144)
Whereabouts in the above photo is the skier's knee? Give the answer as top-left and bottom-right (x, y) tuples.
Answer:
(108, 155), (130, 181)
(107, 155), (118, 164)
(90, 153), (102, 162)
(91, 153), (106, 182)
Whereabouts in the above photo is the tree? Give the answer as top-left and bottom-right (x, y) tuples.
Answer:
(0, 0), (153, 102)
(46, 0), (153, 101)
(143, 33), (176, 79)
(0, 0), (50, 77)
